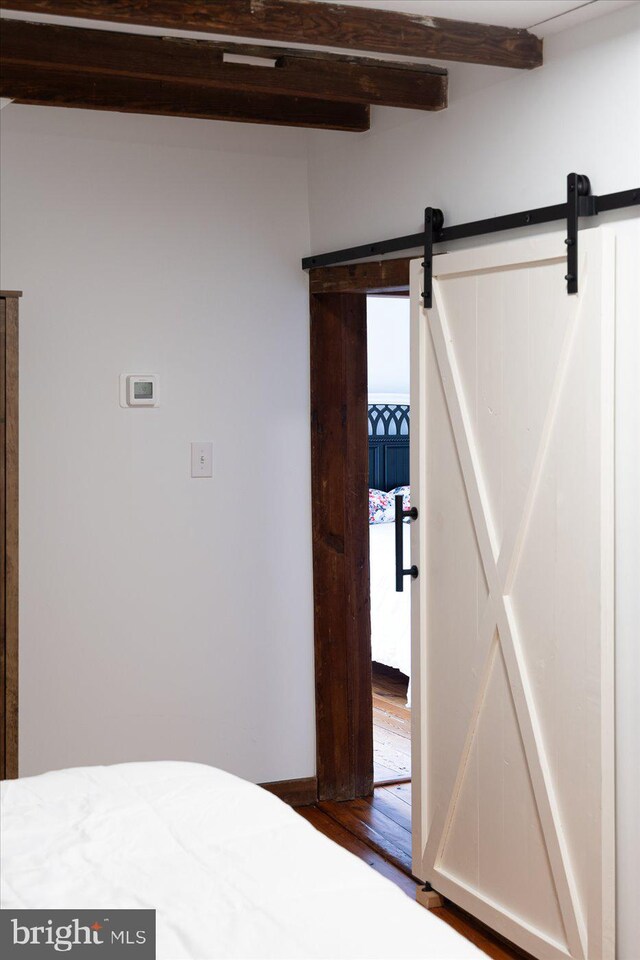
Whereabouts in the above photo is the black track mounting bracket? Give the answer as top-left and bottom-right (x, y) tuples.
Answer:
(303, 183), (638, 274)
(422, 206), (444, 309)
(566, 173), (596, 295)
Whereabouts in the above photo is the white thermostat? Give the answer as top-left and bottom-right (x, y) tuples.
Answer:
(119, 374), (159, 407)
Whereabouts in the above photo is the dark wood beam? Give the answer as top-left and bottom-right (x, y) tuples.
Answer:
(275, 53), (446, 112)
(310, 258), (411, 294)
(0, 1), (543, 69)
(0, 63), (370, 130)
(311, 291), (372, 801)
(0, 19), (448, 111)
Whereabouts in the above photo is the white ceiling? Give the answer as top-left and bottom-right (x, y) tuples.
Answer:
(313, 0), (638, 36)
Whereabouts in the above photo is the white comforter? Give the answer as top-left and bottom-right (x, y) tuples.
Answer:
(370, 521), (411, 680)
(1, 762), (482, 960)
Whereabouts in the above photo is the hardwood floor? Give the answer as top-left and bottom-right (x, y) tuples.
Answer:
(298, 781), (534, 960)
(298, 803), (417, 898)
(372, 662), (411, 784)
(317, 782), (412, 875)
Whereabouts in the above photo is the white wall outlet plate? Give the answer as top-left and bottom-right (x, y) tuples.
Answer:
(119, 374), (159, 408)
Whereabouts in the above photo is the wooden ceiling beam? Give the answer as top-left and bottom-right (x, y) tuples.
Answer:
(0, 63), (370, 130)
(0, 1), (543, 70)
(0, 20), (448, 111)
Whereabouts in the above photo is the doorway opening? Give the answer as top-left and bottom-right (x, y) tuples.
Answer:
(366, 294), (412, 789)
(309, 257), (411, 804)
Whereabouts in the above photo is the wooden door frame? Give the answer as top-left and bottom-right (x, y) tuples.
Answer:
(309, 258), (410, 801)
(1, 290), (20, 780)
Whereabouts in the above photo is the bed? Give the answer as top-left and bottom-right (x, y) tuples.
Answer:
(1, 761), (482, 959)
(369, 401), (412, 687)
(369, 520), (411, 679)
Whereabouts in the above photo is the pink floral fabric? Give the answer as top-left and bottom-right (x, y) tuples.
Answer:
(369, 489), (395, 525)
(390, 485), (411, 513)
(369, 486), (411, 524)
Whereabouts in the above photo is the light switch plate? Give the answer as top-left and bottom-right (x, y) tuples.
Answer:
(191, 442), (213, 478)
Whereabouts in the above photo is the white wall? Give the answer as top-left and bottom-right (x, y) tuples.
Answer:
(367, 296), (410, 397)
(307, 3), (640, 254)
(307, 7), (640, 957)
(0, 105), (316, 784)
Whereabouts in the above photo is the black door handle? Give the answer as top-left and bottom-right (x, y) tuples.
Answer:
(395, 494), (418, 592)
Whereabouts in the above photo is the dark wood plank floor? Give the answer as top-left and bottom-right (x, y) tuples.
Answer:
(298, 803), (418, 897)
(372, 663), (411, 784)
(298, 781), (534, 960)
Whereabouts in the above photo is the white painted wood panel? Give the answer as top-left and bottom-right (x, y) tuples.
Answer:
(612, 219), (640, 960)
(411, 231), (615, 960)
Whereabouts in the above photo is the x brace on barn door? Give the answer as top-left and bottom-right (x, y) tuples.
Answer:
(302, 174), (640, 296)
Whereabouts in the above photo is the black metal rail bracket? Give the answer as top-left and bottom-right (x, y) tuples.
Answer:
(566, 172), (596, 295)
(302, 179), (639, 293)
(422, 206), (444, 309)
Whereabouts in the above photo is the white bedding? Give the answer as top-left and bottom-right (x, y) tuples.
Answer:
(369, 521), (411, 682)
(1, 761), (482, 960)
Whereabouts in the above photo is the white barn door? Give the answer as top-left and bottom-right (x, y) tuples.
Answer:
(410, 231), (615, 960)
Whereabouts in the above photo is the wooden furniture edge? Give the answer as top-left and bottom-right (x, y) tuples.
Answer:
(1, 294), (19, 779)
